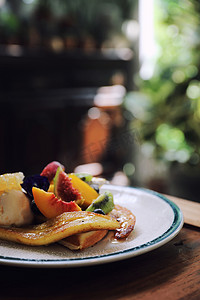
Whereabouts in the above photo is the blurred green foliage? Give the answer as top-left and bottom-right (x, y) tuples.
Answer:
(127, 0), (200, 167)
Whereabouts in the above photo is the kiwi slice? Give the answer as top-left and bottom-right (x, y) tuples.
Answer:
(75, 173), (93, 183)
(86, 191), (114, 215)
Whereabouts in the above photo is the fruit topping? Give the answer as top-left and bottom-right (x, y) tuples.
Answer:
(93, 208), (106, 215)
(68, 173), (99, 209)
(32, 187), (81, 219)
(86, 191), (114, 215)
(75, 173), (93, 183)
(30, 199), (42, 216)
(21, 174), (50, 199)
(0, 172), (24, 195)
(54, 167), (82, 203)
(89, 183), (100, 193)
(40, 161), (65, 182)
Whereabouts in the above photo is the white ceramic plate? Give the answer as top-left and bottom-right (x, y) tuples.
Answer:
(0, 185), (183, 268)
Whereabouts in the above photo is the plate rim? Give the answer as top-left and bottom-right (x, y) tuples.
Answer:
(0, 186), (184, 268)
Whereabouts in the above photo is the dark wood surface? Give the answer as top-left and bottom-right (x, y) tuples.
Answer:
(0, 223), (200, 299)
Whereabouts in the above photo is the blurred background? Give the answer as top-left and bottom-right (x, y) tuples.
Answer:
(0, 0), (200, 202)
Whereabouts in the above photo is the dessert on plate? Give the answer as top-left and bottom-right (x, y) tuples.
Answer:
(0, 161), (136, 250)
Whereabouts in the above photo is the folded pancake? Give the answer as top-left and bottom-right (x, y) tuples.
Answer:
(109, 205), (136, 239)
(60, 205), (136, 250)
(0, 211), (119, 246)
(59, 230), (108, 250)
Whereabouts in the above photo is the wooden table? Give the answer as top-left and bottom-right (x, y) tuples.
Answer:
(0, 199), (200, 299)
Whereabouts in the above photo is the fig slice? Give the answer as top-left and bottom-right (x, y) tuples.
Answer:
(54, 167), (82, 203)
(40, 161), (65, 182)
(0, 211), (120, 246)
